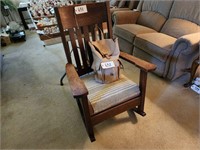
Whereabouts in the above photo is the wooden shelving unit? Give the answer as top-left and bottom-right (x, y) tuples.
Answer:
(28, 0), (72, 46)
(31, 15), (61, 46)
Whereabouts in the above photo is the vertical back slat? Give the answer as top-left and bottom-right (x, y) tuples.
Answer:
(54, 7), (72, 63)
(83, 25), (93, 66)
(76, 27), (88, 69)
(68, 28), (82, 70)
(98, 23), (104, 39)
(89, 25), (96, 41)
(105, 1), (113, 39)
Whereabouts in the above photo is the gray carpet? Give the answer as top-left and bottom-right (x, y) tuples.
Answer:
(1, 31), (199, 149)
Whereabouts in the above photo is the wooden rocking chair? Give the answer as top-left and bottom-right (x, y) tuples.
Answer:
(54, 1), (156, 142)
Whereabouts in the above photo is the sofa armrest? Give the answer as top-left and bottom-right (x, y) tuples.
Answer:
(112, 10), (141, 25)
(173, 32), (200, 55)
(167, 32), (200, 80)
(66, 63), (88, 98)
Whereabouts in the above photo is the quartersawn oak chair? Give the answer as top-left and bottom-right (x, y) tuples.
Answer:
(54, 1), (156, 142)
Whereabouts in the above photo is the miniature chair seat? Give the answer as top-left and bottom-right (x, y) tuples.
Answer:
(55, 1), (156, 142)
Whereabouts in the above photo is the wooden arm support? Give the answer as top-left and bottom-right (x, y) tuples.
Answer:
(119, 52), (156, 115)
(120, 52), (157, 72)
(66, 63), (88, 98)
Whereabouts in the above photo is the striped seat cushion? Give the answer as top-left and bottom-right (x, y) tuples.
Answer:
(81, 73), (140, 114)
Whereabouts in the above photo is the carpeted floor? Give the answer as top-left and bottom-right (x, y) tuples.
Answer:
(1, 31), (199, 149)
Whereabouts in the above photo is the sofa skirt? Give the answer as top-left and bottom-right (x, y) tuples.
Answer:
(118, 37), (133, 54)
(133, 47), (167, 78)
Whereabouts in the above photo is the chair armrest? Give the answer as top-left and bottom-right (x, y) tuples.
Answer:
(173, 32), (200, 55)
(120, 51), (156, 72)
(66, 63), (88, 98)
(112, 10), (141, 25)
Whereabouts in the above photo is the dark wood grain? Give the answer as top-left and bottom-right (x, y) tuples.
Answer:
(66, 63), (88, 98)
(76, 27), (88, 68)
(68, 28), (82, 70)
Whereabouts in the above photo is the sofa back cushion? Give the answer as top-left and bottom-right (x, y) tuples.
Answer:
(161, 18), (200, 38)
(136, 0), (174, 31)
(161, 0), (200, 38)
(168, 0), (200, 25)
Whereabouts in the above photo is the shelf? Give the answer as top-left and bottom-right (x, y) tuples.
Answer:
(27, 23), (36, 30)
(39, 32), (60, 40)
(32, 15), (55, 20)
(27, 0), (72, 46)
(37, 24), (58, 30)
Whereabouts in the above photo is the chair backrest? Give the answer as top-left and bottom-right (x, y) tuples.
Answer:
(55, 1), (113, 76)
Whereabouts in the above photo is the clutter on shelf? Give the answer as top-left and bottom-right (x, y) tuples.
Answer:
(36, 17), (57, 28)
(2, 21), (26, 43)
(28, 0), (74, 18)
(27, 0), (74, 46)
(6, 21), (24, 34)
(43, 26), (59, 34)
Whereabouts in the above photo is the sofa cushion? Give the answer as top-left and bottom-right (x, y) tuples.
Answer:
(161, 18), (200, 38)
(136, 0), (174, 31)
(113, 24), (157, 43)
(137, 11), (167, 31)
(140, 0), (174, 18)
(168, 0), (200, 25)
(134, 33), (177, 62)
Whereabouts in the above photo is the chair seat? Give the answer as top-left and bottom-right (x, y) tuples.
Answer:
(81, 73), (140, 114)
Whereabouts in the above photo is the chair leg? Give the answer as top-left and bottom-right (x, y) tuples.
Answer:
(88, 128), (96, 142)
(135, 107), (146, 116)
(60, 72), (66, 86)
(78, 97), (96, 142)
(137, 70), (148, 116)
(82, 97), (96, 142)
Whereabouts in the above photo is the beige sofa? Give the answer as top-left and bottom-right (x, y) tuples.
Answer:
(113, 0), (200, 80)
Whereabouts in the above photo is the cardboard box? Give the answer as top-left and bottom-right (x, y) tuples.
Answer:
(1, 33), (11, 45)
